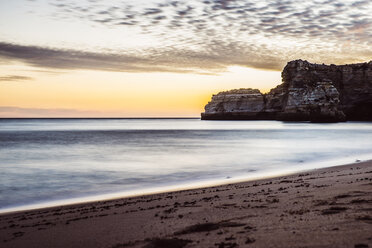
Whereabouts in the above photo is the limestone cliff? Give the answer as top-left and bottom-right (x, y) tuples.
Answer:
(201, 60), (372, 122)
(202, 89), (271, 120)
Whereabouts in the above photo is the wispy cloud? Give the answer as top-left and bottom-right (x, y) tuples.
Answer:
(0, 106), (112, 117)
(0, 41), (285, 73)
(0, 75), (33, 82)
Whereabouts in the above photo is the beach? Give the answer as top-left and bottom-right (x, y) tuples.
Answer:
(0, 161), (371, 248)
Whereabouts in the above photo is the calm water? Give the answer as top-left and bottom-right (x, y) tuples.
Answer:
(1, 118), (372, 212)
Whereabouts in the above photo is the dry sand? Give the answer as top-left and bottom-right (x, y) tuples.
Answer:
(0, 161), (371, 248)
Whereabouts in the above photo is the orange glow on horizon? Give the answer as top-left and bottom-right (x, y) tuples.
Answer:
(0, 63), (281, 117)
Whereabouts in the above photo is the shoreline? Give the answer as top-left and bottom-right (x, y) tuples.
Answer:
(1, 157), (371, 215)
(0, 160), (371, 248)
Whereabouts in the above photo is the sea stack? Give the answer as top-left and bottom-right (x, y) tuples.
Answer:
(201, 60), (372, 122)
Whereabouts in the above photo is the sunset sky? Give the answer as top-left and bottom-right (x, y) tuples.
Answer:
(1, 0), (371, 117)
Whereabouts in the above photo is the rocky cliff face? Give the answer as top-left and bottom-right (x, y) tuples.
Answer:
(202, 89), (271, 120)
(278, 81), (346, 122)
(201, 60), (372, 122)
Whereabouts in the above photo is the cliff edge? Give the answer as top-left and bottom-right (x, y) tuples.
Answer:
(201, 60), (372, 122)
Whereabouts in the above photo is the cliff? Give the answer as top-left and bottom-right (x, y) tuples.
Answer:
(201, 60), (372, 122)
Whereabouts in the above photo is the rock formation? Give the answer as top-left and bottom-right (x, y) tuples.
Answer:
(202, 89), (270, 120)
(201, 60), (372, 122)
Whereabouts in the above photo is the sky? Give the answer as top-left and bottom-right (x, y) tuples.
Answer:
(0, 0), (371, 117)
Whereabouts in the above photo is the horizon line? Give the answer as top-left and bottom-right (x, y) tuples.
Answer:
(0, 117), (201, 119)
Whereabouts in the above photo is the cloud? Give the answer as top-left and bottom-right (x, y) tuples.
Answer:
(47, 0), (372, 45)
(0, 75), (33, 82)
(2, 0), (372, 74)
(0, 106), (195, 117)
(0, 106), (112, 118)
(44, 0), (371, 42)
(0, 41), (286, 73)
(143, 8), (162, 15)
(0, 42), (189, 73)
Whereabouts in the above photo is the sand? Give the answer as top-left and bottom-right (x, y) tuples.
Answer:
(0, 161), (371, 248)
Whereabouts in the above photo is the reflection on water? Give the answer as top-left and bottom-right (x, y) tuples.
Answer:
(0, 119), (371, 211)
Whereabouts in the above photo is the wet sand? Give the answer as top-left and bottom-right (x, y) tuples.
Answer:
(0, 161), (371, 248)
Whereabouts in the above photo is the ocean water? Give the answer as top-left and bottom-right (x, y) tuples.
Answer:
(1, 118), (372, 213)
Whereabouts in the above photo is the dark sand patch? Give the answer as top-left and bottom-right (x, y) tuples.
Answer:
(143, 238), (192, 248)
(175, 221), (245, 235)
(321, 207), (348, 215)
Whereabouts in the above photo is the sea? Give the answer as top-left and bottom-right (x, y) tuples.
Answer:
(1, 118), (372, 213)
